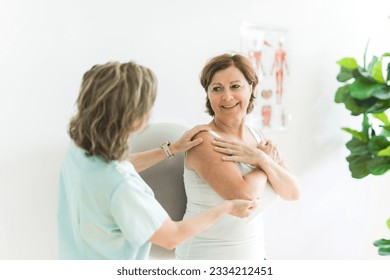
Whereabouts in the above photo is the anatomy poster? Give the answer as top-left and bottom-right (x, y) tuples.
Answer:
(241, 21), (291, 131)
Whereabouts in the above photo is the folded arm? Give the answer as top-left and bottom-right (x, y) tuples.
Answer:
(186, 132), (268, 200)
(213, 138), (300, 201)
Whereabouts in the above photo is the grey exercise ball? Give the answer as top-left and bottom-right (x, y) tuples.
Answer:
(129, 122), (188, 221)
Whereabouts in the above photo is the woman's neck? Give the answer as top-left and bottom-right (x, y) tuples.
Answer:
(211, 117), (246, 139)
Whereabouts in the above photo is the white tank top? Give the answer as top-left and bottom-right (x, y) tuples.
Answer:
(175, 127), (277, 260)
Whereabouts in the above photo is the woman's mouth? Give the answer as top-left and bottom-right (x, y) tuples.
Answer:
(221, 102), (240, 109)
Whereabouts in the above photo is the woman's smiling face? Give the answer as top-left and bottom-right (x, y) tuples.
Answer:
(207, 65), (252, 120)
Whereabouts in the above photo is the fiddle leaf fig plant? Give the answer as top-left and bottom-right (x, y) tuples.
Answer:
(335, 48), (390, 256)
(373, 218), (390, 256)
(335, 52), (390, 179)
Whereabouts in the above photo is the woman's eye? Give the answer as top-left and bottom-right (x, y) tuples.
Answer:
(232, 84), (241, 89)
(211, 86), (222, 92)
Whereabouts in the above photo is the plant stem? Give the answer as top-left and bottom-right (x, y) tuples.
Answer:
(364, 38), (370, 69)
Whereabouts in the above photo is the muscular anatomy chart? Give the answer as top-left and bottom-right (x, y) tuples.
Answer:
(270, 42), (289, 104)
(241, 22), (291, 131)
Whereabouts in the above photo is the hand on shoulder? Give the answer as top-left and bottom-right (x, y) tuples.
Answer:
(170, 124), (211, 154)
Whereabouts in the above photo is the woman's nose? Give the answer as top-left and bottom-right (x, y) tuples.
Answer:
(221, 89), (233, 100)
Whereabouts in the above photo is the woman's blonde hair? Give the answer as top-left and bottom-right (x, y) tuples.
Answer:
(200, 53), (258, 116)
(68, 61), (157, 162)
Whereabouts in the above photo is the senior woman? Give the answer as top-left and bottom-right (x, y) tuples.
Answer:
(57, 61), (257, 260)
(175, 53), (300, 260)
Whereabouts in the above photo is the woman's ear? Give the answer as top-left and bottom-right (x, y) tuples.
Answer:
(251, 87), (258, 98)
(249, 83), (255, 94)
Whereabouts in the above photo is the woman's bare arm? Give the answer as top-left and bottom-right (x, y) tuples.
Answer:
(186, 131), (268, 200)
(149, 199), (257, 250)
(127, 125), (211, 172)
(213, 138), (300, 201)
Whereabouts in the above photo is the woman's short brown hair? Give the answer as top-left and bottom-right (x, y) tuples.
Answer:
(68, 61), (157, 162)
(200, 53), (258, 116)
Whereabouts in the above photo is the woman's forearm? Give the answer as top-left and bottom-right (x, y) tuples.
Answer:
(211, 136), (299, 200)
(127, 125), (210, 172)
(210, 168), (268, 201)
(150, 203), (231, 250)
(127, 148), (166, 172)
(241, 168), (268, 200)
(173, 201), (232, 245)
(150, 200), (255, 250)
(257, 157), (300, 201)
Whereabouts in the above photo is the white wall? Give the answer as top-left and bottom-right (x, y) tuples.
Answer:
(1, 0), (389, 259)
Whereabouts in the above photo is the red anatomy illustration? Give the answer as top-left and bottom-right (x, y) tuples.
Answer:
(248, 40), (271, 76)
(270, 41), (289, 103)
(261, 105), (272, 127)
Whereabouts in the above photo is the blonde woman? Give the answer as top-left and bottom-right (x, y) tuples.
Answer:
(58, 61), (257, 260)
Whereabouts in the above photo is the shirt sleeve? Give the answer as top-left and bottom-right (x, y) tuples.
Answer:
(109, 179), (169, 248)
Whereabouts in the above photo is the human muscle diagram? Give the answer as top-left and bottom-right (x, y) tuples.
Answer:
(241, 22), (291, 131)
(270, 42), (289, 104)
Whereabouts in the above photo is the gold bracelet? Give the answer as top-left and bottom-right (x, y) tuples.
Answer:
(160, 141), (174, 159)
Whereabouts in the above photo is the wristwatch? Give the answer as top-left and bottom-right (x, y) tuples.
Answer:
(160, 141), (174, 159)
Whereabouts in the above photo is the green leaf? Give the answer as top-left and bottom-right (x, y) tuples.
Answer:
(387, 62), (390, 83)
(371, 60), (385, 83)
(342, 128), (367, 143)
(337, 67), (354, 82)
(372, 88), (390, 100)
(378, 247), (390, 256)
(387, 218), (390, 230)
(368, 135), (390, 153)
(343, 96), (376, 115)
(345, 138), (370, 154)
(378, 145), (390, 157)
(372, 112), (390, 125)
(367, 156), (390, 175)
(353, 67), (375, 81)
(366, 98), (390, 114)
(334, 85), (350, 103)
(382, 53), (390, 57)
(346, 153), (371, 178)
(349, 79), (386, 100)
(379, 125), (390, 137)
(373, 237), (390, 255)
(337, 58), (359, 70)
(373, 239), (390, 247)
(367, 56), (379, 73)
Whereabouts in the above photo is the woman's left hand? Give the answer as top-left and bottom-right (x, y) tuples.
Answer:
(212, 138), (265, 166)
(258, 140), (284, 164)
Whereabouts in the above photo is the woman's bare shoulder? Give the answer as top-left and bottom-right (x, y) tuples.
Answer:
(185, 130), (221, 168)
(189, 130), (214, 153)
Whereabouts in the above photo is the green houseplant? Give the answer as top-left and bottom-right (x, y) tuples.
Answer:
(335, 44), (390, 255)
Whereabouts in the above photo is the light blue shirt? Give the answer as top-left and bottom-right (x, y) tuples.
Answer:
(58, 142), (168, 259)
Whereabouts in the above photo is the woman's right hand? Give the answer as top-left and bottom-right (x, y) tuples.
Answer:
(226, 199), (258, 218)
(213, 137), (283, 166)
(212, 137), (264, 166)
